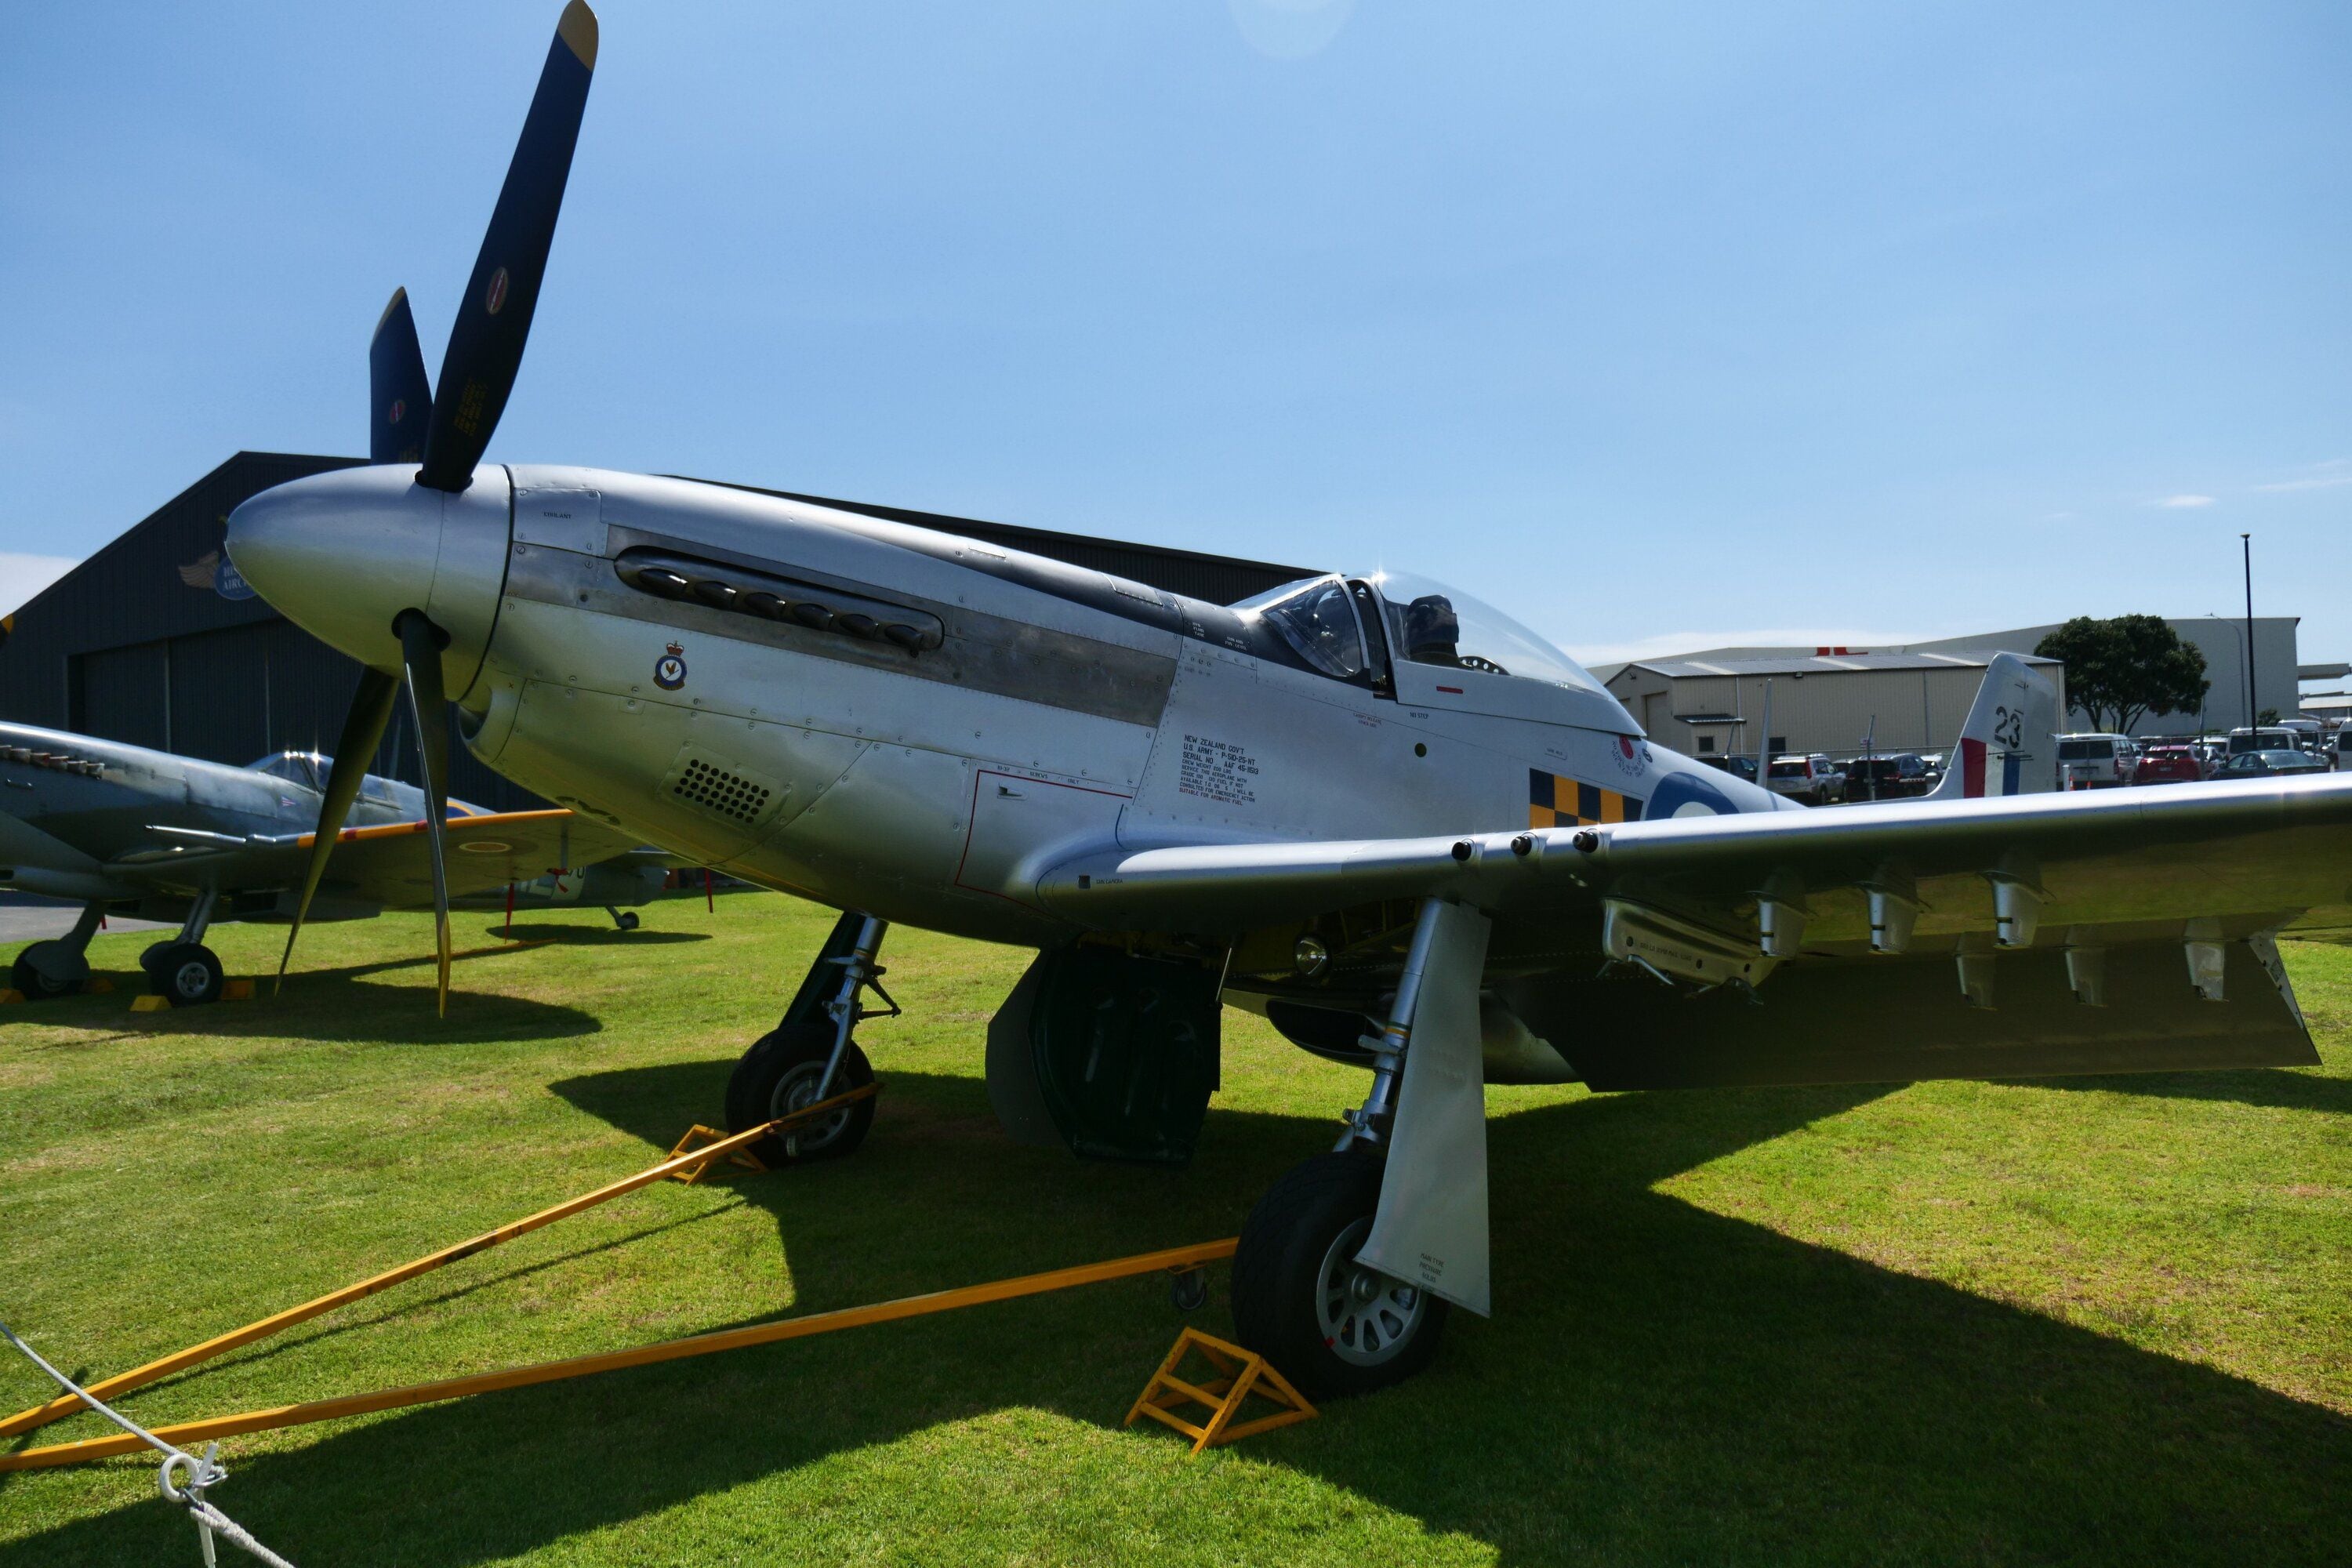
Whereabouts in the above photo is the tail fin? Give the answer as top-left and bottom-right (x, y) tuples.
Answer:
(1923, 652), (2060, 801)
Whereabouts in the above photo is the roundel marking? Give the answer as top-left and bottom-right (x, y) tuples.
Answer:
(1646, 772), (1738, 819)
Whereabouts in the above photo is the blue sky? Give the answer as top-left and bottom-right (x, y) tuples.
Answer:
(3, 2), (2346, 665)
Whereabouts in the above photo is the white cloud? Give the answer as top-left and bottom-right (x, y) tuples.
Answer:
(1229, 0), (1356, 59)
(2255, 459), (2352, 493)
(2157, 494), (2216, 509)
(0, 553), (78, 617)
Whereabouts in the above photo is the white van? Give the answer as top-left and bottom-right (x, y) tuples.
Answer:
(2054, 733), (2136, 788)
(2228, 726), (2302, 756)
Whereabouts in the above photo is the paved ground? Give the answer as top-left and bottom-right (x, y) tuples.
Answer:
(0, 895), (169, 945)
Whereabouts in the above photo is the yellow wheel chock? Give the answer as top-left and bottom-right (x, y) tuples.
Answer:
(1125, 1327), (1316, 1453)
(664, 1125), (766, 1184)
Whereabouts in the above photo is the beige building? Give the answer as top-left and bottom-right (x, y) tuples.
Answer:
(1604, 651), (2066, 761)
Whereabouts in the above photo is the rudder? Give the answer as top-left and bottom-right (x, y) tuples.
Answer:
(1923, 652), (2059, 800)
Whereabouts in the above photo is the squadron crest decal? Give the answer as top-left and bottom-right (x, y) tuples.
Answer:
(653, 641), (688, 691)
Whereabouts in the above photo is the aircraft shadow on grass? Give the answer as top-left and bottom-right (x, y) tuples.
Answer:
(0, 951), (601, 1044)
(4, 1068), (2347, 1565)
(2001, 1065), (2352, 1116)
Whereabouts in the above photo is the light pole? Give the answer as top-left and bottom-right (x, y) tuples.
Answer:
(2203, 613), (2248, 732)
(2242, 533), (2257, 724)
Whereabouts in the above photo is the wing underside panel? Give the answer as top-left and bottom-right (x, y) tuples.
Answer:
(1501, 937), (2316, 1091)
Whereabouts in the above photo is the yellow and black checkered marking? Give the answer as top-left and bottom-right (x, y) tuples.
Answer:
(1529, 768), (1643, 829)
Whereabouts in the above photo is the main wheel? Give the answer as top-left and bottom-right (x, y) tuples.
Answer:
(1231, 1150), (1448, 1400)
(143, 942), (223, 1007)
(724, 1018), (875, 1164)
(10, 942), (84, 1000)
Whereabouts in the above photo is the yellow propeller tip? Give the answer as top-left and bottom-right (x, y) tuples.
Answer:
(558, 2), (599, 69)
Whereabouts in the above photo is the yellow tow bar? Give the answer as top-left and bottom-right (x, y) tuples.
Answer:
(0, 1083), (1240, 1472)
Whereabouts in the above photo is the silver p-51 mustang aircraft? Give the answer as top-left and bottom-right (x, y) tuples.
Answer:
(0, 720), (666, 1005)
(216, 3), (2352, 1397)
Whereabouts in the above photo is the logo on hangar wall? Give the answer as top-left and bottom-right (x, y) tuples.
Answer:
(177, 549), (257, 601)
(653, 641), (688, 691)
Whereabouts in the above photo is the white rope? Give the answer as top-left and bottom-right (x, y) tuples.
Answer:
(1, 1320), (299, 1568)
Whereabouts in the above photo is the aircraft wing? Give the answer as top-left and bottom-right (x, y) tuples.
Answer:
(1038, 776), (2352, 1087)
(0, 804), (140, 901)
(1040, 775), (2352, 939)
(281, 808), (651, 906)
(97, 808), (653, 908)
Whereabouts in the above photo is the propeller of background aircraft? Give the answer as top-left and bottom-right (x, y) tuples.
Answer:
(278, 1), (599, 1013)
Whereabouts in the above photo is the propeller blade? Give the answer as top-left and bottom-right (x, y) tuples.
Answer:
(418, 2), (599, 492)
(278, 666), (400, 990)
(397, 611), (455, 1016)
(370, 288), (433, 464)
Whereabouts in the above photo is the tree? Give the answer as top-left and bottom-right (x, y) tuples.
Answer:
(2034, 615), (2209, 734)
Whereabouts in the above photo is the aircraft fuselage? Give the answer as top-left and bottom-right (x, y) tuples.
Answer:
(230, 464), (1783, 949)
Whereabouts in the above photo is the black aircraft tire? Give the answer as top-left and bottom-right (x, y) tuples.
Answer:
(1230, 1149), (1448, 1401)
(10, 947), (81, 1000)
(612, 910), (641, 931)
(724, 1020), (875, 1165)
(145, 943), (224, 1007)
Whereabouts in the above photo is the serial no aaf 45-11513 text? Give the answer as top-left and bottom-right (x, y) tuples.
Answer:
(217, 2), (2352, 1397)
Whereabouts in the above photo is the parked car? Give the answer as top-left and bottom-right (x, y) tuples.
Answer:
(1697, 754), (1759, 783)
(2132, 744), (2206, 785)
(2218, 749), (2328, 778)
(2227, 726), (2303, 757)
(2053, 733), (2136, 788)
(1766, 753), (1846, 805)
(1842, 753), (1932, 800)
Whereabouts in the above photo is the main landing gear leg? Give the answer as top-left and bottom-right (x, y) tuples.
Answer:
(10, 899), (108, 1000)
(141, 887), (224, 1007)
(1230, 895), (1494, 1400)
(723, 910), (898, 1164)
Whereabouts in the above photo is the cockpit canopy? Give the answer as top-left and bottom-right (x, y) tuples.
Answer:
(249, 750), (335, 794)
(246, 750), (463, 813)
(1239, 572), (1609, 695)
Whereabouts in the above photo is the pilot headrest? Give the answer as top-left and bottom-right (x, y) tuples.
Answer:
(1403, 594), (1460, 658)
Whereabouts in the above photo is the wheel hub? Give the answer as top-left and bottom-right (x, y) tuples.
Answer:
(1316, 1216), (1427, 1367)
(769, 1058), (851, 1155)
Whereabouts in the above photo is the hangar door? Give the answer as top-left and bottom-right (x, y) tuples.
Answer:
(71, 641), (171, 753)
(71, 623), (294, 765)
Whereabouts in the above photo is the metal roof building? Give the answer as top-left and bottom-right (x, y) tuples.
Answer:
(1606, 650), (2067, 762)
(0, 452), (1313, 810)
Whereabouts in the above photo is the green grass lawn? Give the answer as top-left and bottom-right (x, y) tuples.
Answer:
(1, 895), (2347, 1566)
